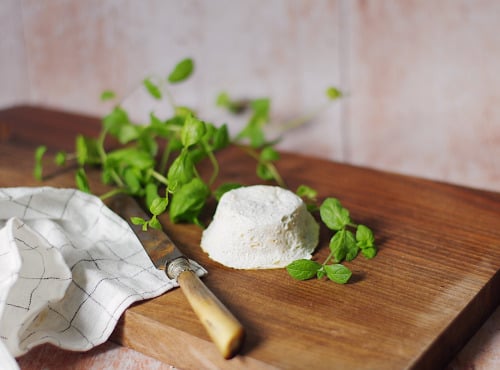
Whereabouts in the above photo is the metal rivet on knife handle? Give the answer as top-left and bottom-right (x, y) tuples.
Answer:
(106, 194), (245, 359)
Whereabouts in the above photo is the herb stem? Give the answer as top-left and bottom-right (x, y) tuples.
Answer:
(203, 141), (219, 186)
(149, 169), (169, 186)
(99, 187), (128, 200)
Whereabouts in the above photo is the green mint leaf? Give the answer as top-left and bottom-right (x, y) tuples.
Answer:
(123, 168), (142, 194)
(260, 146), (280, 162)
(33, 145), (47, 180)
(236, 98), (270, 148)
(131, 216), (148, 231)
(75, 168), (90, 193)
(329, 229), (357, 262)
(105, 147), (154, 170)
(296, 185), (318, 201)
(286, 259), (321, 280)
(326, 87), (342, 100)
(214, 183), (243, 201)
(167, 149), (195, 191)
(216, 92), (248, 114)
(54, 151), (67, 166)
(144, 182), (159, 209)
(168, 58), (194, 83)
(362, 247), (377, 259)
(149, 197), (168, 216)
(212, 124), (229, 150)
(256, 163), (275, 181)
(75, 135), (100, 165)
(103, 106), (129, 134)
(148, 215), (162, 230)
(143, 78), (162, 99)
(102, 107), (141, 144)
(216, 92), (231, 108)
(324, 264), (352, 284)
(100, 90), (116, 101)
(356, 224), (375, 249)
(175, 106), (197, 118)
(181, 115), (206, 147)
(344, 230), (359, 261)
(320, 198), (351, 231)
(169, 178), (210, 223)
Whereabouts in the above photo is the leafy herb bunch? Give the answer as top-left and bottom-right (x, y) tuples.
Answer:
(34, 58), (339, 229)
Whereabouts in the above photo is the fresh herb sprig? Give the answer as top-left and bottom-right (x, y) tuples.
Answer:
(287, 196), (377, 284)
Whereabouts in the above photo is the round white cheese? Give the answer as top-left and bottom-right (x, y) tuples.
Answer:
(201, 185), (319, 269)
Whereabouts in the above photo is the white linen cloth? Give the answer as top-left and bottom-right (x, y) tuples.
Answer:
(0, 187), (205, 369)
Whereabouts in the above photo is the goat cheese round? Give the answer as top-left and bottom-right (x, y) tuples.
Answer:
(201, 185), (319, 269)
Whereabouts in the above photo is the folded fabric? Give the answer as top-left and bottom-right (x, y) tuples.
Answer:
(0, 187), (205, 369)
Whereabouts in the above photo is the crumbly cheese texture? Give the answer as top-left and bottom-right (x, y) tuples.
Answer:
(201, 185), (319, 269)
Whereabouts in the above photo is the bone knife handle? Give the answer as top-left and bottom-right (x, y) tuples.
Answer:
(175, 268), (245, 359)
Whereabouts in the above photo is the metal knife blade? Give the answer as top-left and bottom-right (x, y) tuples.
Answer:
(106, 194), (185, 275)
(106, 194), (245, 359)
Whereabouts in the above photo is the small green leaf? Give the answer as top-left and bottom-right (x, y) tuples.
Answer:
(148, 215), (162, 230)
(143, 78), (162, 99)
(33, 145), (47, 180)
(100, 90), (116, 101)
(123, 167), (142, 194)
(286, 259), (321, 280)
(329, 229), (357, 262)
(256, 163), (274, 181)
(144, 182), (159, 209)
(75, 168), (90, 193)
(326, 86), (342, 100)
(75, 135), (100, 165)
(320, 198), (351, 231)
(296, 185), (318, 201)
(149, 197), (168, 216)
(362, 247), (377, 259)
(175, 106), (197, 118)
(131, 216), (148, 231)
(212, 124), (229, 150)
(103, 107), (130, 135)
(216, 92), (248, 114)
(260, 146), (280, 162)
(169, 178), (210, 223)
(168, 58), (194, 83)
(105, 148), (154, 170)
(181, 115), (206, 147)
(167, 149), (195, 191)
(356, 224), (375, 249)
(216, 92), (231, 108)
(54, 151), (67, 166)
(324, 264), (352, 284)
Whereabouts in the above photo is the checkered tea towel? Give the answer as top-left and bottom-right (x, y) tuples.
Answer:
(0, 187), (205, 369)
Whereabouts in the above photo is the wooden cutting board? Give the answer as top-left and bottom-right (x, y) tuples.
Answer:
(1, 106), (499, 370)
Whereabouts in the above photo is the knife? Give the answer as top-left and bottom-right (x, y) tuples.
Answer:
(106, 194), (245, 359)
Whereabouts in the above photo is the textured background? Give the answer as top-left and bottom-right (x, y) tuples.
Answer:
(1, 1), (499, 369)
(1, 0), (499, 192)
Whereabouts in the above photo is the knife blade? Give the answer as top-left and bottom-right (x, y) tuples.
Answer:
(106, 194), (245, 359)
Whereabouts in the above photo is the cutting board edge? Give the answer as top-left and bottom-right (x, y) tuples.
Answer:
(411, 268), (500, 369)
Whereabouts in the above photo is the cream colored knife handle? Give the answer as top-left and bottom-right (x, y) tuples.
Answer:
(176, 268), (245, 359)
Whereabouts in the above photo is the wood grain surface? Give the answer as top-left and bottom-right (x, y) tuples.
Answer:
(1, 106), (499, 370)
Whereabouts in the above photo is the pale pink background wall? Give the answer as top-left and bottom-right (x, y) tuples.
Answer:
(1, 0), (499, 192)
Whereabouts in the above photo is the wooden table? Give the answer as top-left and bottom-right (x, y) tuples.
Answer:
(1, 106), (499, 370)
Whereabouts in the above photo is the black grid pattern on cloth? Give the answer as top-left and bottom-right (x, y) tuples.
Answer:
(0, 187), (177, 354)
